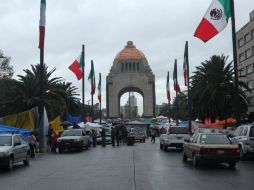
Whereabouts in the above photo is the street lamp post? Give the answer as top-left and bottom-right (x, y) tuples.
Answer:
(87, 100), (91, 122)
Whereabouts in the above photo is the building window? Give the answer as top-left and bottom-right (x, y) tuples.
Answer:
(252, 29), (254, 38)
(137, 62), (139, 72)
(246, 64), (253, 74)
(245, 33), (251, 43)
(247, 80), (254, 89)
(246, 48), (252, 58)
(238, 38), (244, 47)
(133, 62), (136, 71)
(239, 68), (246, 76)
(252, 46), (254, 54)
(129, 62), (132, 72)
(125, 63), (128, 72)
(239, 52), (245, 62)
(121, 63), (124, 72)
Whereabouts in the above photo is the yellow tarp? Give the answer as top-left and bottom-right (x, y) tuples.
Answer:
(3, 110), (35, 130)
(49, 116), (63, 134)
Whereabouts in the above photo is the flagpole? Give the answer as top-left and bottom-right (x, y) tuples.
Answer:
(186, 41), (192, 133)
(99, 73), (102, 125)
(82, 45), (85, 122)
(167, 71), (171, 123)
(230, 0), (240, 126)
(91, 60), (94, 123)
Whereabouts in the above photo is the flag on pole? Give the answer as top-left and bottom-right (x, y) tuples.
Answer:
(183, 41), (189, 86)
(39, 0), (46, 49)
(194, 0), (231, 42)
(166, 71), (171, 101)
(69, 52), (84, 80)
(88, 60), (96, 95)
(98, 73), (101, 102)
(173, 60), (181, 92)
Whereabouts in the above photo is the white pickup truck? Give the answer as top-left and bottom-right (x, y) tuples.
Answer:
(160, 127), (190, 151)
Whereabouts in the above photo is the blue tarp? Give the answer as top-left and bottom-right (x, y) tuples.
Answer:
(179, 121), (189, 127)
(66, 113), (83, 124)
(0, 125), (31, 142)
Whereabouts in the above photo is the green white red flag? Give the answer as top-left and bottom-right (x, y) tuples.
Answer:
(166, 71), (171, 101)
(98, 73), (101, 103)
(183, 41), (189, 86)
(173, 60), (181, 93)
(39, 0), (46, 49)
(88, 60), (96, 95)
(194, 0), (231, 42)
(69, 52), (84, 80)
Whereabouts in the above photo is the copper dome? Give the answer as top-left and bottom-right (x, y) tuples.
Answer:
(115, 41), (145, 60)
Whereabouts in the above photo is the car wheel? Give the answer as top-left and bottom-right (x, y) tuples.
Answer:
(182, 152), (187, 162)
(143, 139), (146, 143)
(163, 144), (167, 151)
(58, 148), (63, 153)
(6, 156), (13, 171)
(240, 146), (246, 160)
(229, 162), (236, 169)
(23, 152), (30, 166)
(193, 154), (199, 167)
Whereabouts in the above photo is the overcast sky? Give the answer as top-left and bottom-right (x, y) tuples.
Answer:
(1, 0), (254, 114)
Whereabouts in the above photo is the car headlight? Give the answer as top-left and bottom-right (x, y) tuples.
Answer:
(74, 138), (82, 142)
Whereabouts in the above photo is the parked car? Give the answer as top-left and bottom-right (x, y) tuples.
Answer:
(193, 127), (216, 134)
(0, 133), (30, 171)
(183, 133), (240, 168)
(231, 124), (254, 159)
(128, 127), (146, 143)
(160, 127), (190, 151)
(56, 129), (90, 153)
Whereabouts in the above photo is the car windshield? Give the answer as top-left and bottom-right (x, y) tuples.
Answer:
(249, 126), (254, 137)
(131, 128), (143, 133)
(0, 136), (12, 146)
(169, 127), (189, 134)
(68, 129), (82, 136)
(198, 128), (214, 133)
(200, 134), (231, 144)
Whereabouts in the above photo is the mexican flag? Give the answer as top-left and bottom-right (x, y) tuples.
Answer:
(39, 0), (46, 49)
(194, 0), (231, 42)
(183, 41), (189, 86)
(88, 60), (96, 95)
(166, 71), (171, 101)
(69, 52), (84, 80)
(173, 60), (181, 93)
(98, 73), (101, 103)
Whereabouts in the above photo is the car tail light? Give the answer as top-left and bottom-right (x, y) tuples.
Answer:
(235, 148), (240, 155)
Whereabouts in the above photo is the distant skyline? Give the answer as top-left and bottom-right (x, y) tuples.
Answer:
(1, 0), (254, 110)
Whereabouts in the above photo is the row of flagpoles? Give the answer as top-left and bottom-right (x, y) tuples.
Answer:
(166, 0), (241, 131)
(68, 47), (102, 124)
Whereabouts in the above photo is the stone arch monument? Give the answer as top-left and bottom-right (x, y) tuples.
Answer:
(106, 41), (156, 118)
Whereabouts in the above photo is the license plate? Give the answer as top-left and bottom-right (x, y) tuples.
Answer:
(217, 150), (224, 154)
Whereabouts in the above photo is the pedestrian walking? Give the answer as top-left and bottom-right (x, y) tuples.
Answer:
(115, 125), (120, 146)
(111, 126), (116, 146)
(101, 128), (106, 147)
(151, 129), (156, 143)
(29, 132), (37, 157)
(47, 125), (53, 151)
(50, 132), (58, 153)
(91, 129), (97, 147)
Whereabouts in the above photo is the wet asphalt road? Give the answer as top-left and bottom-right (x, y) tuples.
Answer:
(1, 139), (254, 190)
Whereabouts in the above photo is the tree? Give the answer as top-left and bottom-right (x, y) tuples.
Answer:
(190, 55), (249, 121)
(0, 51), (14, 79)
(0, 64), (80, 119)
(171, 91), (189, 121)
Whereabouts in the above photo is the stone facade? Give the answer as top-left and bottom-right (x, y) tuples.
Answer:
(106, 41), (155, 118)
(236, 10), (254, 115)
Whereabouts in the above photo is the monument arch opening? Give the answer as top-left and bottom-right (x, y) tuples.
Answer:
(120, 90), (144, 120)
(106, 41), (155, 118)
